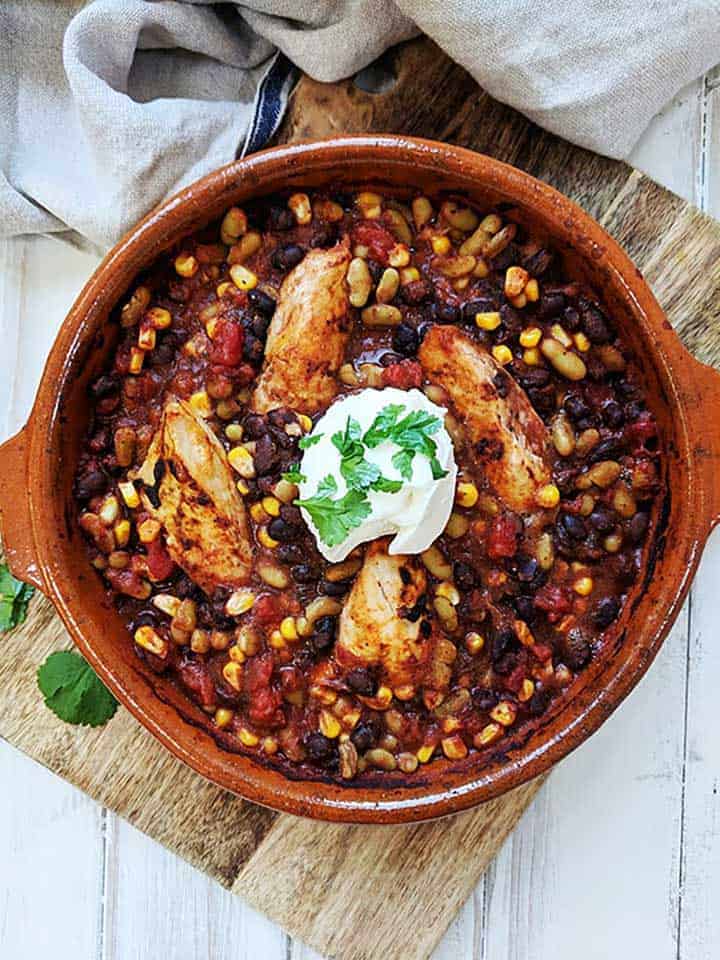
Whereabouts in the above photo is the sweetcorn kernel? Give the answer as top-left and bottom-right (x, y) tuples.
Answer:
(465, 631), (485, 655)
(250, 502), (268, 524)
(417, 743), (436, 764)
(228, 446), (255, 477)
(280, 617), (298, 641)
(523, 348), (542, 366)
(319, 710), (341, 739)
(519, 326), (542, 348)
(490, 701), (517, 727)
(261, 496), (281, 517)
(298, 413), (313, 433)
(525, 278), (540, 302)
(175, 254), (198, 277)
(431, 234), (451, 255)
(269, 629), (286, 649)
(118, 481), (140, 509)
(216, 281), (233, 298)
(189, 390), (213, 418)
(137, 519), (161, 543)
(436, 581), (460, 606)
(223, 662), (243, 691)
(288, 192), (312, 225)
(238, 727), (259, 747)
(128, 347), (144, 374)
(474, 723), (502, 747)
(519, 679), (535, 702)
(441, 735), (468, 760)
(492, 344), (513, 365)
(134, 625), (167, 657)
(258, 526), (279, 549)
(229, 263), (258, 290)
(225, 589), (255, 616)
(137, 325), (156, 351)
(456, 481), (479, 508)
(573, 576), (594, 596)
(146, 307), (172, 329)
(475, 311), (502, 331)
(536, 483), (560, 509)
(574, 331), (591, 352)
(214, 708), (234, 729)
(113, 519), (131, 548)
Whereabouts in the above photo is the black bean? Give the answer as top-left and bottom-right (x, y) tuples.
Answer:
(350, 721), (378, 753)
(603, 401), (625, 428)
(346, 667), (377, 696)
(392, 322), (419, 356)
(472, 687), (499, 711)
(528, 687), (551, 716)
(589, 506), (616, 533)
(268, 517), (299, 543)
(491, 242), (519, 271)
(499, 303), (522, 335)
(243, 333), (264, 364)
(434, 300), (461, 324)
(537, 291), (565, 318)
(527, 386), (555, 416)
(248, 289), (276, 315)
(305, 732), (336, 765)
(491, 627), (517, 664)
(367, 259), (384, 284)
(460, 298), (495, 324)
(628, 511), (650, 542)
(562, 628), (591, 669)
(271, 244), (304, 270)
(581, 302), (611, 343)
(561, 513), (587, 539)
(453, 560), (476, 592)
(74, 467), (108, 500)
(291, 563), (320, 584)
(243, 413), (267, 438)
(523, 248), (553, 276)
(513, 595), (536, 622)
(616, 380), (640, 400)
(516, 555), (539, 582)
(625, 400), (644, 421)
(564, 395), (590, 421)
(493, 651), (518, 675)
(277, 543), (303, 565)
(320, 579), (352, 597)
(592, 596), (621, 629)
(562, 306), (581, 331)
(267, 206), (294, 231)
(310, 615), (337, 652)
(251, 313), (271, 339)
(311, 224), (339, 249)
(253, 434), (278, 474)
(588, 437), (622, 463)
(89, 374), (118, 399)
(517, 367), (551, 389)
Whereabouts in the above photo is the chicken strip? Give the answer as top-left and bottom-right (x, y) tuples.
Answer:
(135, 398), (252, 593)
(335, 541), (441, 691)
(419, 325), (551, 512)
(251, 243), (351, 414)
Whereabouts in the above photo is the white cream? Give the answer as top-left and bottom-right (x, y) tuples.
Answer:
(297, 387), (457, 562)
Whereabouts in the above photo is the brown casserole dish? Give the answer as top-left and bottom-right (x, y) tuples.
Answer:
(1, 136), (719, 823)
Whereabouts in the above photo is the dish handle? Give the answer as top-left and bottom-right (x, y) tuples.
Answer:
(0, 426), (44, 591)
(686, 358), (720, 538)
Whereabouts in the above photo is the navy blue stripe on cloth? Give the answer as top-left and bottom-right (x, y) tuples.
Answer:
(241, 51), (299, 157)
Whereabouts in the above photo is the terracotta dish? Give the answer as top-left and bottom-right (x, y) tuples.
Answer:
(1, 136), (719, 823)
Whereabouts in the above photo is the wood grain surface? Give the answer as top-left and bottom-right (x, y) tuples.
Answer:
(2, 38), (720, 960)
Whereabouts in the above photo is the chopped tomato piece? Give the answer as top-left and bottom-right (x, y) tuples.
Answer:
(487, 514), (521, 559)
(145, 537), (175, 581)
(245, 652), (283, 726)
(210, 320), (244, 367)
(351, 221), (395, 264)
(534, 584), (573, 617)
(253, 593), (283, 626)
(178, 661), (216, 709)
(382, 360), (423, 390)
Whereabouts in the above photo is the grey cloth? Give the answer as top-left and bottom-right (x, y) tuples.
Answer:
(2, 0), (718, 248)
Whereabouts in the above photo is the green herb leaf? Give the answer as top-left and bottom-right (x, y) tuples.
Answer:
(391, 448), (415, 481)
(37, 650), (118, 727)
(363, 404), (406, 447)
(429, 456), (448, 481)
(371, 476), (403, 493)
(0, 564), (35, 632)
(296, 487), (372, 547)
(316, 474), (338, 498)
(299, 432), (323, 450)
(282, 465), (306, 484)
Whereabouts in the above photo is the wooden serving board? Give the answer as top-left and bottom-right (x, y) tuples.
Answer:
(3, 37), (720, 960)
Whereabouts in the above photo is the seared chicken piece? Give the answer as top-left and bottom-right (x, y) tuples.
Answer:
(336, 541), (441, 690)
(135, 398), (252, 593)
(419, 325), (551, 512)
(251, 243), (351, 414)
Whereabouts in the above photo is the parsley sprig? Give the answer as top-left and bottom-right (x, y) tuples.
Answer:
(364, 406), (448, 481)
(295, 403), (447, 548)
(0, 564), (34, 632)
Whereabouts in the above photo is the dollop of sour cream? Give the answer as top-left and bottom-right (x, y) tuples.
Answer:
(297, 387), (457, 562)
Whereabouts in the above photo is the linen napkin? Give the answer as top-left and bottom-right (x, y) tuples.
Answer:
(1, 0), (718, 248)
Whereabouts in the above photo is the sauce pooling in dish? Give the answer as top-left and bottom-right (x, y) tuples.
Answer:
(74, 189), (662, 780)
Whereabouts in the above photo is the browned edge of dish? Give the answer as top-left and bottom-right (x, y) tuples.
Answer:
(1, 135), (720, 823)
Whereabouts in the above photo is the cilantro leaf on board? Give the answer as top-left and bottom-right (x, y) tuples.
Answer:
(37, 650), (118, 727)
(0, 564), (35, 632)
(299, 432), (323, 450)
(295, 486), (372, 547)
(282, 465), (306, 484)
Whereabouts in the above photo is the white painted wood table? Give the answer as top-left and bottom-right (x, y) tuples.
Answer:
(2, 72), (720, 960)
